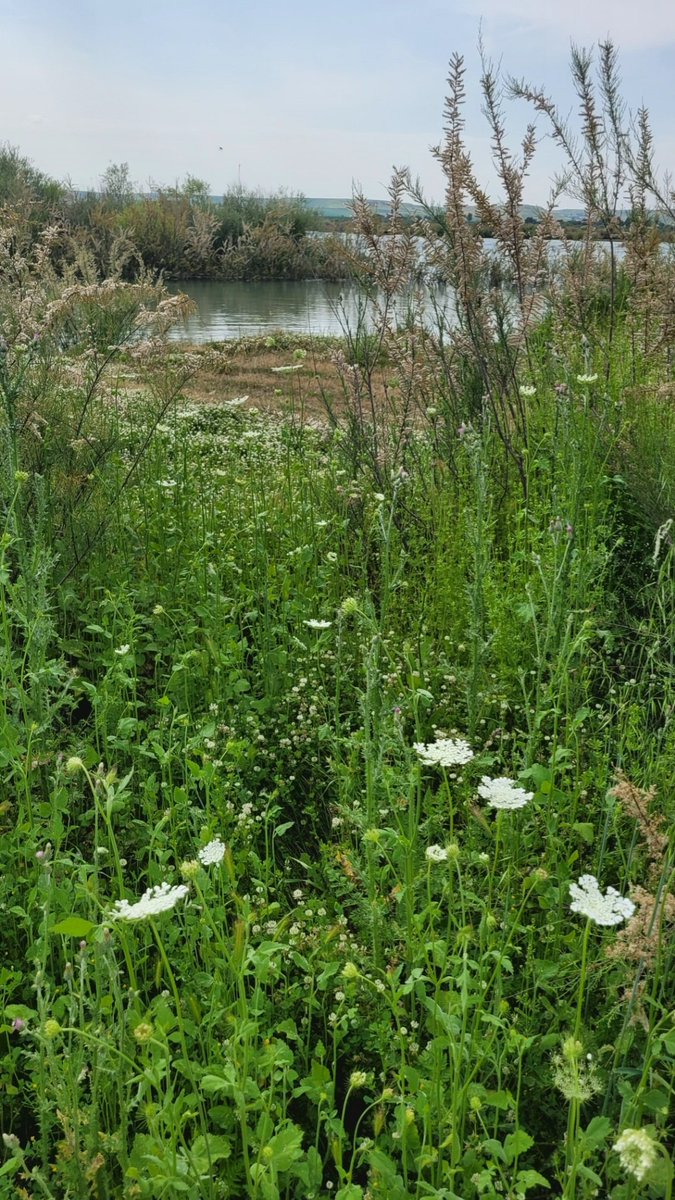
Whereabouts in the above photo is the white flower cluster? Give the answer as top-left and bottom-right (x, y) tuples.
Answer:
(569, 874), (635, 927)
(613, 1128), (659, 1182)
(304, 618), (332, 630)
(478, 776), (533, 811)
(425, 844), (448, 864)
(198, 837), (226, 866)
(109, 882), (189, 922)
(414, 737), (474, 768)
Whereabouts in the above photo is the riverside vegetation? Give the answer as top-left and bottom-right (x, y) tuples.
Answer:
(1, 40), (674, 1200)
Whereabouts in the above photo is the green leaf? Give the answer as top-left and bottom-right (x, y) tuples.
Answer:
(641, 1088), (670, 1115)
(516, 1169), (550, 1192)
(572, 822), (595, 844)
(51, 917), (95, 938)
(504, 1130), (534, 1165)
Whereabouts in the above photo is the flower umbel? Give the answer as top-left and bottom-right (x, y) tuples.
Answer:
(414, 737), (474, 768)
(477, 776), (533, 811)
(569, 874), (635, 927)
(425, 844), (449, 863)
(198, 837), (226, 866)
(613, 1128), (659, 1183)
(109, 882), (189, 922)
(304, 619), (332, 630)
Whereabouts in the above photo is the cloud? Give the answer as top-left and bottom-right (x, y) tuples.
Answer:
(460, 0), (675, 52)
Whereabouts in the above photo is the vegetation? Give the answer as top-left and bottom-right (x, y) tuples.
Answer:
(0, 153), (352, 282)
(0, 40), (674, 1200)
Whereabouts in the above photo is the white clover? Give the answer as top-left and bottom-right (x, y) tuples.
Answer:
(613, 1128), (659, 1183)
(478, 776), (533, 811)
(413, 737), (474, 768)
(109, 882), (189, 922)
(425, 844), (449, 863)
(569, 874), (635, 926)
(198, 837), (226, 866)
(304, 619), (332, 630)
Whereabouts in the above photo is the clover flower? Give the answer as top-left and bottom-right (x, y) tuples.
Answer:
(613, 1128), (659, 1183)
(425, 844), (449, 863)
(569, 874), (635, 926)
(198, 837), (226, 866)
(478, 776), (533, 811)
(109, 881), (189, 922)
(413, 737), (474, 768)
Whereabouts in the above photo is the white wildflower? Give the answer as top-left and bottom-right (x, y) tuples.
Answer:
(198, 838), (226, 866)
(576, 373), (598, 384)
(425, 844), (449, 863)
(304, 619), (332, 630)
(271, 364), (303, 373)
(114, 644), (131, 656)
(519, 384), (536, 397)
(413, 737), (474, 767)
(157, 479), (177, 488)
(478, 776), (533, 811)
(613, 1128), (659, 1183)
(224, 395), (248, 406)
(569, 874), (635, 926)
(109, 882), (189, 922)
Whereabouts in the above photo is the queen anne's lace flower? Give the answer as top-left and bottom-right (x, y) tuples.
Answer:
(198, 838), (226, 866)
(414, 737), (474, 768)
(109, 882), (189, 922)
(425, 844), (448, 863)
(569, 874), (635, 926)
(304, 619), (332, 629)
(613, 1128), (659, 1182)
(478, 776), (533, 811)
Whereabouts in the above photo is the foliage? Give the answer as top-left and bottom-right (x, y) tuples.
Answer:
(0, 39), (674, 1200)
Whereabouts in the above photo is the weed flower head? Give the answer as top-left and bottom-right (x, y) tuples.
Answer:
(110, 881), (189, 922)
(478, 776), (533, 810)
(569, 874), (635, 926)
(198, 837), (226, 866)
(519, 384), (536, 397)
(414, 737), (474, 768)
(425, 844), (449, 863)
(304, 619), (332, 630)
(576, 373), (598, 384)
(613, 1128), (659, 1183)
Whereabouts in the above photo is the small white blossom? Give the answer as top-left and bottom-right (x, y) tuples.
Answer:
(114, 644), (131, 656)
(613, 1128), (659, 1183)
(109, 882), (189, 922)
(569, 874), (635, 926)
(478, 776), (533, 811)
(576, 373), (598, 384)
(304, 619), (332, 630)
(425, 844), (449, 863)
(519, 384), (536, 397)
(198, 838), (226, 866)
(414, 737), (474, 767)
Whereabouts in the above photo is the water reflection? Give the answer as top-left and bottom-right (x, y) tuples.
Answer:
(168, 279), (457, 342)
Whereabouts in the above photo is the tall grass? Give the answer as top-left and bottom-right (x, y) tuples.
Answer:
(0, 40), (674, 1200)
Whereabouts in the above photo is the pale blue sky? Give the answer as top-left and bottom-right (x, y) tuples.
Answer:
(2, 0), (674, 205)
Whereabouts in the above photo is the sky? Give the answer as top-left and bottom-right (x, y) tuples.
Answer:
(2, 0), (675, 206)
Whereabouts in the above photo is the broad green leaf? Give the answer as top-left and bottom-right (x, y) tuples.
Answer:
(51, 917), (95, 938)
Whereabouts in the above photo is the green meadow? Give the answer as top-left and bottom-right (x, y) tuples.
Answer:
(1, 42), (674, 1200)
